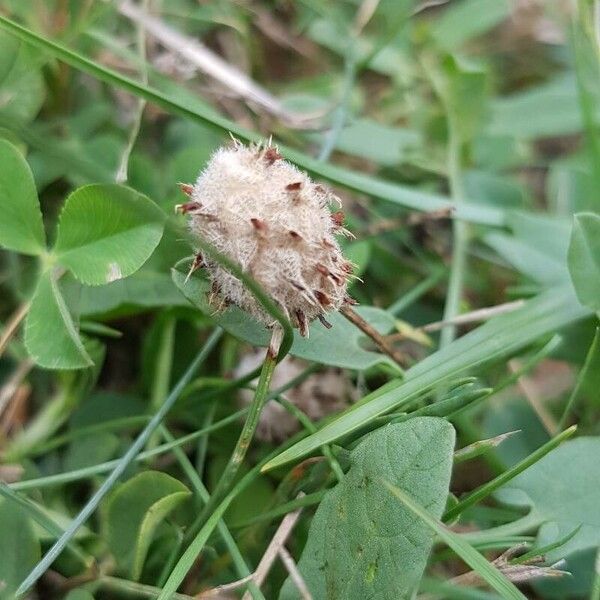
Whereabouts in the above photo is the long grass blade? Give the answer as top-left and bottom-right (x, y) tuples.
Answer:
(383, 482), (528, 600)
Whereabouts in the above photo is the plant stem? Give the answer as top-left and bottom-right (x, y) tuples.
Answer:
(440, 112), (469, 349)
(340, 304), (407, 367)
(15, 328), (223, 597)
(160, 426), (264, 600)
(185, 329), (281, 542)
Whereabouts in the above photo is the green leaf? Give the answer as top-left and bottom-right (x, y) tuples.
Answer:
(568, 213), (600, 311)
(0, 499), (41, 600)
(24, 271), (93, 369)
(431, 0), (511, 50)
(0, 30), (45, 123)
(280, 418), (455, 600)
(172, 268), (397, 370)
(78, 271), (189, 316)
(64, 591), (96, 600)
(263, 286), (589, 471)
(488, 74), (595, 139)
(0, 138), (45, 254)
(384, 483), (527, 600)
(497, 437), (600, 562)
(54, 184), (165, 286)
(106, 471), (191, 580)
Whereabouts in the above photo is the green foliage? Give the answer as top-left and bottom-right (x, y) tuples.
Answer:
(498, 437), (600, 561)
(0, 138), (45, 255)
(0, 1), (599, 598)
(105, 471), (191, 580)
(264, 287), (589, 471)
(0, 140), (166, 369)
(55, 184), (166, 286)
(0, 500), (40, 599)
(172, 268), (398, 370)
(24, 271), (93, 369)
(568, 213), (600, 311)
(280, 418), (455, 599)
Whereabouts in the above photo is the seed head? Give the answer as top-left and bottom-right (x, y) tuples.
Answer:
(178, 140), (354, 336)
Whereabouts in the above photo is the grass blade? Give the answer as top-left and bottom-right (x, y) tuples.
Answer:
(0, 15), (505, 227)
(263, 287), (589, 472)
(15, 328), (223, 597)
(443, 426), (577, 522)
(383, 481), (528, 600)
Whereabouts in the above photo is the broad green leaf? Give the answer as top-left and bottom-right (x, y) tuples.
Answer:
(568, 213), (600, 311)
(54, 184), (165, 286)
(431, 0), (510, 50)
(0, 138), (45, 254)
(78, 271), (189, 316)
(24, 271), (93, 369)
(0, 499), (40, 599)
(172, 268), (397, 370)
(485, 233), (567, 285)
(280, 418), (455, 600)
(263, 286), (589, 471)
(442, 55), (488, 145)
(385, 483), (527, 600)
(106, 471), (191, 580)
(488, 74), (597, 139)
(497, 437), (600, 562)
(318, 119), (421, 167)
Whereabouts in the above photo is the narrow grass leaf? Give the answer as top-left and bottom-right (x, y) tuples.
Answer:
(263, 287), (589, 472)
(383, 482), (527, 600)
(443, 426), (576, 522)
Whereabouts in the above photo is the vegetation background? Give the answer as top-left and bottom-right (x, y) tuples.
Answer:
(0, 0), (599, 598)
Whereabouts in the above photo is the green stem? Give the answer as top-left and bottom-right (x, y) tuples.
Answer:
(185, 331), (280, 542)
(147, 315), (176, 449)
(440, 114), (470, 349)
(558, 326), (599, 429)
(15, 329), (223, 597)
(160, 427), (264, 600)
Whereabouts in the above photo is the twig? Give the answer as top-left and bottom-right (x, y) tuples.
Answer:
(386, 300), (526, 342)
(241, 493), (305, 600)
(0, 358), (34, 418)
(0, 301), (30, 358)
(187, 328), (282, 541)
(197, 574), (254, 598)
(340, 305), (407, 366)
(509, 359), (559, 436)
(278, 546), (313, 600)
(117, 0), (321, 129)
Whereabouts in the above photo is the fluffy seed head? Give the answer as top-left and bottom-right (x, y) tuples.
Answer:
(179, 140), (353, 335)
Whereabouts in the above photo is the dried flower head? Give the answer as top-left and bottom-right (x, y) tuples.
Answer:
(177, 140), (355, 336)
(235, 351), (357, 443)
